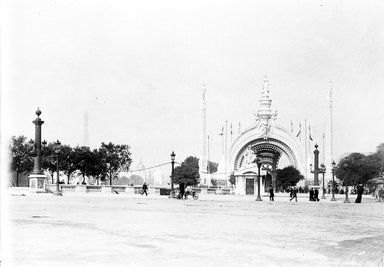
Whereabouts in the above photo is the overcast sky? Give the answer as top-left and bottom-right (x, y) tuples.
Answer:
(2, 0), (384, 175)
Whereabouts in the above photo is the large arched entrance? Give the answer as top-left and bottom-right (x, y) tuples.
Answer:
(226, 78), (305, 195)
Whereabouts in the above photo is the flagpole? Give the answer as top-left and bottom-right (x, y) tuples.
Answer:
(305, 119), (307, 180)
(322, 132), (325, 164)
(207, 135), (210, 173)
(225, 120), (228, 181)
(220, 126), (224, 154)
(309, 125), (312, 165)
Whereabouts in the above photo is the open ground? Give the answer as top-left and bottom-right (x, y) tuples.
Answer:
(3, 192), (384, 267)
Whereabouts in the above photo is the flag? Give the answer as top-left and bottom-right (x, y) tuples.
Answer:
(219, 126), (224, 136)
(309, 126), (313, 141)
(296, 123), (301, 137)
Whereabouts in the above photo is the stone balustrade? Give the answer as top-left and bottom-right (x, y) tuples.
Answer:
(48, 184), (233, 195)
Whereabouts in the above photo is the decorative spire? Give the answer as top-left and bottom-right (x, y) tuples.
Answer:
(255, 76), (277, 138)
(261, 76), (270, 97)
(255, 76), (277, 122)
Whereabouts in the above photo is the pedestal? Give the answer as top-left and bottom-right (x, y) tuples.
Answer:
(28, 174), (48, 193)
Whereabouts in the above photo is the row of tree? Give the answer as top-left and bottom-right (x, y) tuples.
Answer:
(9, 135), (132, 186)
(335, 143), (384, 186)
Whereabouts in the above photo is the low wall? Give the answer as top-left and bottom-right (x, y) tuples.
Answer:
(46, 185), (234, 195)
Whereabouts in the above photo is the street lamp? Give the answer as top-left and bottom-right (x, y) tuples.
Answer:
(331, 161), (337, 201)
(170, 151), (176, 198)
(343, 161), (350, 203)
(320, 163), (326, 199)
(53, 140), (62, 196)
(255, 157), (262, 201)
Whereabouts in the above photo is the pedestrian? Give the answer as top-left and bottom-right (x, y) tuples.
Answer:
(289, 187), (297, 202)
(355, 184), (364, 203)
(179, 181), (185, 199)
(314, 188), (320, 202)
(269, 185), (274, 202)
(309, 188), (314, 201)
(141, 182), (148, 196)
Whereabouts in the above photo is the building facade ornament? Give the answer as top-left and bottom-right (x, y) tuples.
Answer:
(214, 78), (306, 195)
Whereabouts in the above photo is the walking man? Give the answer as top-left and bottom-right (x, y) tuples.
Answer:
(289, 187), (297, 202)
(309, 188), (314, 201)
(314, 188), (320, 202)
(269, 185), (274, 202)
(141, 182), (148, 196)
(179, 181), (185, 199)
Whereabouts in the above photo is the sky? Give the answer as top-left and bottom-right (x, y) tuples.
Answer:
(1, 0), (384, 176)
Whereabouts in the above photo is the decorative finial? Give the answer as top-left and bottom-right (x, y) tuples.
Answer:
(202, 83), (206, 101)
(262, 76), (270, 95)
(35, 108), (41, 117)
(315, 143), (319, 149)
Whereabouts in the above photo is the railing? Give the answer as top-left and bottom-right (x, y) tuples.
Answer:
(111, 186), (127, 193)
(49, 184), (234, 195)
(134, 187), (143, 194)
(86, 185), (102, 193)
(207, 188), (217, 194)
(60, 185), (76, 192)
(221, 188), (231, 195)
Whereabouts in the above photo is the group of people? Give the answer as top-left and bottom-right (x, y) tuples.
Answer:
(267, 186), (321, 202)
(309, 188), (320, 202)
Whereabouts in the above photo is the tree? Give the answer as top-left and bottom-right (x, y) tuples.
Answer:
(9, 136), (34, 186)
(335, 153), (381, 186)
(73, 146), (93, 184)
(41, 142), (58, 183)
(87, 148), (108, 185)
(59, 145), (77, 184)
(276, 166), (304, 190)
(173, 156), (200, 186)
(99, 142), (132, 185)
(375, 143), (384, 177)
(207, 160), (218, 174)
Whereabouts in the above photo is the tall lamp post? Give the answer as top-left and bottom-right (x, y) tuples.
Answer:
(330, 161), (337, 201)
(309, 144), (321, 186)
(320, 163), (326, 199)
(28, 108), (47, 193)
(170, 151), (175, 198)
(343, 161), (350, 203)
(53, 140), (62, 196)
(255, 157), (262, 201)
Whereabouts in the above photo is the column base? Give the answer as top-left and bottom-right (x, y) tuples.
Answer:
(28, 174), (49, 193)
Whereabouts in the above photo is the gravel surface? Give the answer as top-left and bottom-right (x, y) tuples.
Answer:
(3, 192), (384, 267)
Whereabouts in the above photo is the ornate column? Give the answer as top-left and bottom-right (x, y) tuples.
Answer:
(28, 108), (48, 193)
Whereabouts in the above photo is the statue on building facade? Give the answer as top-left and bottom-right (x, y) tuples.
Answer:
(243, 146), (256, 167)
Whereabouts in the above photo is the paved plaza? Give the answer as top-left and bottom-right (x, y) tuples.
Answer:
(3, 192), (384, 267)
